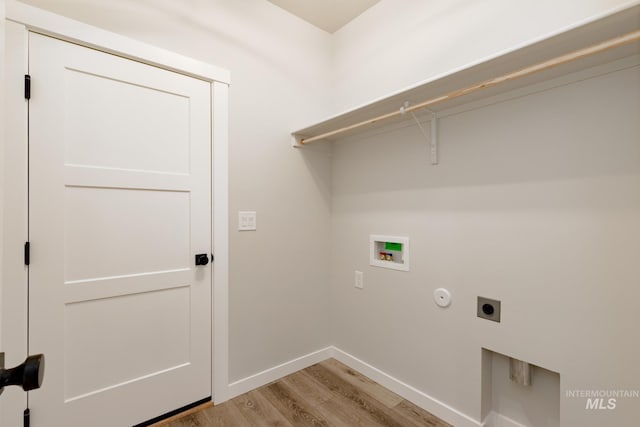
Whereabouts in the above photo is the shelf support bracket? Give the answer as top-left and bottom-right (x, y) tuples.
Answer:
(430, 111), (438, 165)
(406, 106), (438, 165)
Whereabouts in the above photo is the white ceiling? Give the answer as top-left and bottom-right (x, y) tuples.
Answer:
(268, 0), (381, 33)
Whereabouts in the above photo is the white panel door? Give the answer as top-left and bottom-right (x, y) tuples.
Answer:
(28, 33), (212, 427)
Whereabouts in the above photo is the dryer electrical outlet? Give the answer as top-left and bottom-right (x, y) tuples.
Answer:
(477, 297), (501, 322)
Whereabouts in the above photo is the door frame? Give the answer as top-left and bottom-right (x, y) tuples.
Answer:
(1, 2), (231, 425)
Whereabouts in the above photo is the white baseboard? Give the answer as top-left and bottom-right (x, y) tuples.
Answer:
(482, 411), (528, 427)
(227, 346), (333, 399)
(331, 347), (482, 427)
(225, 345), (482, 427)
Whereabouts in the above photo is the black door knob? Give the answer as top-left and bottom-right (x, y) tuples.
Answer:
(195, 253), (209, 266)
(0, 354), (45, 395)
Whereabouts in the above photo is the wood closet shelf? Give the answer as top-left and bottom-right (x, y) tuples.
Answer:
(292, 4), (640, 146)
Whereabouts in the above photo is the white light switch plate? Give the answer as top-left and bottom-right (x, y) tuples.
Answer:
(238, 211), (257, 231)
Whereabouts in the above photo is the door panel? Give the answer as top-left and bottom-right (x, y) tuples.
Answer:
(63, 67), (191, 174)
(28, 33), (212, 426)
(64, 186), (190, 281)
(64, 286), (191, 400)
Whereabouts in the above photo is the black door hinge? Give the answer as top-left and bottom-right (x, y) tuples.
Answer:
(24, 408), (30, 427)
(24, 242), (30, 266)
(24, 75), (31, 100)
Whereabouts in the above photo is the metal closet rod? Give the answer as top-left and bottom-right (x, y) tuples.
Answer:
(299, 29), (640, 145)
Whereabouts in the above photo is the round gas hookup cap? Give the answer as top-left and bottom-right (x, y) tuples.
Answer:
(433, 288), (452, 308)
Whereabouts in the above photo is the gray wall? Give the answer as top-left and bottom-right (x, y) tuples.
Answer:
(329, 62), (640, 426)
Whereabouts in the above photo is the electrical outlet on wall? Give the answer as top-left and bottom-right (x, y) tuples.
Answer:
(354, 271), (364, 289)
(477, 296), (501, 322)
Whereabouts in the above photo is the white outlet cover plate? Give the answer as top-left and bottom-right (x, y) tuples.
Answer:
(433, 288), (452, 307)
(355, 270), (363, 289)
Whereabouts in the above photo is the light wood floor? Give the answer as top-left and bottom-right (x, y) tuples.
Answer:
(157, 358), (452, 427)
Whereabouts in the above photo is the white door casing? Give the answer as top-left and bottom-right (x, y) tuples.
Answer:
(1, 18), (29, 427)
(28, 33), (211, 426)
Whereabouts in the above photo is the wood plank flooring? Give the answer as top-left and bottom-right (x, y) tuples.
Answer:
(155, 358), (452, 427)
